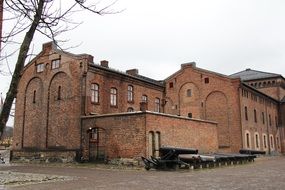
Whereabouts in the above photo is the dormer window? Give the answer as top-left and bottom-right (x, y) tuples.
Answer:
(36, 63), (44, 73)
(52, 59), (60, 69)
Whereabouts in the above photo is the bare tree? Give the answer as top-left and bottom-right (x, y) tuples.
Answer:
(0, 0), (118, 138)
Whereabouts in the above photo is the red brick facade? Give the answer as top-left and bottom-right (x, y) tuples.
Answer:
(12, 42), (285, 162)
(81, 112), (218, 160)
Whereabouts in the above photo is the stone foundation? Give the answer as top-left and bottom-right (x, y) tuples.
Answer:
(12, 150), (79, 163)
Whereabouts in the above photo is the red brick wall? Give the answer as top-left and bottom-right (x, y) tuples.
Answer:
(85, 67), (164, 115)
(145, 112), (218, 155)
(240, 87), (281, 153)
(13, 42), (87, 151)
(81, 112), (218, 160)
(81, 113), (147, 160)
(165, 63), (242, 152)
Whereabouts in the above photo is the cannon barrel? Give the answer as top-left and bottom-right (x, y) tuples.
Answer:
(239, 149), (266, 155)
(159, 147), (198, 156)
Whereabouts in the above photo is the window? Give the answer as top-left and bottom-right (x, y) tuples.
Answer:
(262, 112), (265, 124)
(188, 113), (192, 118)
(255, 133), (259, 149)
(245, 106), (248, 121)
(142, 95), (148, 103)
(57, 86), (61, 100)
(275, 116), (278, 127)
(90, 128), (98, 141)
(110, 88), (117, 106)
(91, 83), (99, 103)
(36, 63), (44, 72)
(52, 59), (60, 69)
(33, 90), (36, 103)
(149, 131), (161, 158)
(148, 131), (155, 157)
(127, 107), (134, 112)
(254, 109), (257, 123)
(263, 134), (267, 149)
(154, 98), (160, 112)
(204, 77), (209, 84)
(154, 132), (161, 157)
(277, 136), (280, 149)
(269, 114), (272, 126)
(187, 89), (192, 97)
(127, 85), (134, 102)
(246, 132), (250, 148)
(270, 135), (274, 149)
(169, 82), (173, 88)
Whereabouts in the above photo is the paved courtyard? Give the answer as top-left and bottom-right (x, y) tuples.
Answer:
(0, 156), (285, 190)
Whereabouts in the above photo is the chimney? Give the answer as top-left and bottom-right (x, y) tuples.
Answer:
(126, 69), (139, 75)
(181, 62), (196, 69)
(86, 55), (94, 63)
(100, 60), (109, 68)
(42, 41), (56, 51)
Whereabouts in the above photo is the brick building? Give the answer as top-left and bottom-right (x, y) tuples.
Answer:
(12, 42), (284, 162)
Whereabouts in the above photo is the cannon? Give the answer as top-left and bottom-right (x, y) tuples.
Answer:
(141, 147), (198, 170)
(239, 149), (266, 155)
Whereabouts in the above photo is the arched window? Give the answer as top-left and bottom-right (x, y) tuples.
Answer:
(155, 98), (160, 112)
(263, 134), (267, 149)
(142, 95), (148, 103)
(255, 133), (259, 149)
(270, 135), (274, 149)
(245, 132), (251, 148)
(276, 136), (280, 149)
(91, 83), (99, 103)
(127, 85), (134, 102)
(110, 88), (117, 106)
(127, 107), (134, 112)
(148, 131), (155, 157)
(154, 132), (161, 157)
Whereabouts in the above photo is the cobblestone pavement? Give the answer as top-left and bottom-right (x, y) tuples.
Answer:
(0, 156), (285, 190)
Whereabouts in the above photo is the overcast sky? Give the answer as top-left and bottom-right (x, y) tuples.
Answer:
(1, 0), (285, 107)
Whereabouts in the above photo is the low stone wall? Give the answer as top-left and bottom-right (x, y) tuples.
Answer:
(12, 150), (79, 163)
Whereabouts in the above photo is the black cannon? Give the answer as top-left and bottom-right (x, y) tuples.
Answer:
(141, 147), (198, 170)
(239, 149), (266, 155)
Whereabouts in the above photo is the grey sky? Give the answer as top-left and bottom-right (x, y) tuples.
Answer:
(1, 0), (285, 97)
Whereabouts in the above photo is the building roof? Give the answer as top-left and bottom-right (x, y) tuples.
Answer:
(281, 96), (285, 103)
(89, 63), (165, 88)
(230, 68), (282, 81)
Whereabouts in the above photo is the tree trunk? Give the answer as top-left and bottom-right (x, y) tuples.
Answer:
(0, 0), (44, 139)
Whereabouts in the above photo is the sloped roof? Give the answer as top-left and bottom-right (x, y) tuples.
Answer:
(89, 63), (164, 87)
(230, 68), (282, 81)
(281, 96), (285, 103)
